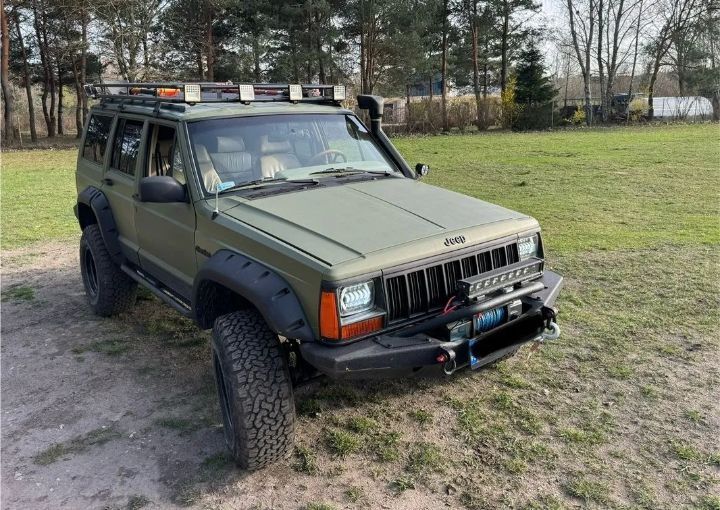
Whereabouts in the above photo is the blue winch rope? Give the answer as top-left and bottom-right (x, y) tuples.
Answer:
(474, 306), (507, 333)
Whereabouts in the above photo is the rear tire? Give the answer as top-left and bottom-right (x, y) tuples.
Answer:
(79, 224), (137, 316)
(212, 309), (295, 470)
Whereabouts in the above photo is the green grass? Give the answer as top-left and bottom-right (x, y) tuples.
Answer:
(395, 124), (720, 254)
(1, 149), (78, 249)
(1, 284), (35, 302)
(33, 427), (122, 465)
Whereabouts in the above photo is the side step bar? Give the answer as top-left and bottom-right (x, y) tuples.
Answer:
(121, 264), (193, 318)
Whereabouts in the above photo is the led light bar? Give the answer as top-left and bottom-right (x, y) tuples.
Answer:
(238, 84), (255, 102)
(458, 262), (543, 300)
(184, 84), (201, 103)
(288, 84), (303, 101)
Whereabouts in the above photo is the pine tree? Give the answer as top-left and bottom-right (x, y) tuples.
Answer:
(514, 42), (555, 106)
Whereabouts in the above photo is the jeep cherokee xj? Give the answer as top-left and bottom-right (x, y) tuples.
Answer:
(75, 82), (563, 469)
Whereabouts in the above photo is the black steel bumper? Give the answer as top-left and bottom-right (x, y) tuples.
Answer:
(300, 270), (563, 378)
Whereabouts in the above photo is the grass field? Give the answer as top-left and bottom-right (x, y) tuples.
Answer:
(2, 124), (719, 509)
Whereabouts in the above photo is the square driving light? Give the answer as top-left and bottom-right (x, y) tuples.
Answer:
(238, 84), (255, 102)
(332, 85), (346, 101)
(184, 84), (201, 103)
(288, 84), (303, 101)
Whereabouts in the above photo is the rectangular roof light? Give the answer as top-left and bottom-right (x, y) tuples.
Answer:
(332, 85), (346, 101)
(289, 84), (303, 102)
(184, 84), (201, 103)
(238, 84), (255, 103)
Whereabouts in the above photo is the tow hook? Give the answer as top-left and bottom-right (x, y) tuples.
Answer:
(436, 347), (458, 375)
(540, 306), (560, 341)
(542, 321), (561, 341)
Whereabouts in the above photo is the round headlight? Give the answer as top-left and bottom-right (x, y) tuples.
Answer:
(339, 281), (374, 316)
(518, 235), (539, 260)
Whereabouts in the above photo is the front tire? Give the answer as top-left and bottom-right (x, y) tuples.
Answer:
(79, 224), (137, 316)
(212, 309), (295, 469)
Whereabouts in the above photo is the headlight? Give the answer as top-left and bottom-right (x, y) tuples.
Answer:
(339, 281), (374, 316)
(518, 234), (539, 260)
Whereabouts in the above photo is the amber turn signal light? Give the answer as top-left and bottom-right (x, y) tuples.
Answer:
(320, 290), (383, 341)
(319, 290), (340, 339)
(341, 316), (383, 339)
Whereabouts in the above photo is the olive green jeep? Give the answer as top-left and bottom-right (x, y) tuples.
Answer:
(75, 82), (562, 469)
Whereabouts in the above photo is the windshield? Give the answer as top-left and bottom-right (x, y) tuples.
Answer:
(188, 114), (399, 193)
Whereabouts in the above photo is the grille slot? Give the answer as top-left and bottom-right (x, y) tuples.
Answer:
(384, 241), (520, 323)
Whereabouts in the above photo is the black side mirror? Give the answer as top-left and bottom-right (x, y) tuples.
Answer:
(139, 176), (187, 203)
(415, 163), (430, 178)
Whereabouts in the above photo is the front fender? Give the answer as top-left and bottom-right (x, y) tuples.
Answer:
(192, 249), (315, 342)
(76, 186), (124, 265)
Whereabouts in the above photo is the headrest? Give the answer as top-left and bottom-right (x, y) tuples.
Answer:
(194, 143), (212, 163)
(216, 136), (245, 153)
(260, 135), (292, 155)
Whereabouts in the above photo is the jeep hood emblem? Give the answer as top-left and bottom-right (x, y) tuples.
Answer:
(444, 235), (466, 247)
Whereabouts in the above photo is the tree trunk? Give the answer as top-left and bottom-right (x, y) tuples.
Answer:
(500, 0), (509, 94)
(627, 0), (642, 98)
(314, 11), (325, 83)
(80, 10), (88, 125)
(711, 92), (719, 121)
(252, 30), (261, 81)
(471, 0), (482, 128)
(32, 0), (52, 136)
(57, 63), (64, 136)
(14, 10), (37, 142)
(205, 3), (214, 81)
(440, 0), (449, 131)
(1, 5), (19, 143)
(406, 83), (411, 132)
(596, 0), (606, 122)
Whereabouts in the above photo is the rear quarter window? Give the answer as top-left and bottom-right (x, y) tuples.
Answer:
(82, 114), (113, 164)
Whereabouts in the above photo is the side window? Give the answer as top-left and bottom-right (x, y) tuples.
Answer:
(82, 114), (113, 164)
(146, 124), (186, 185)
(110, 119), (144, 176)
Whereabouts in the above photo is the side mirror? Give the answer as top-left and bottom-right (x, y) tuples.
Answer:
(415, 163), (430, 178)
(139, 176), (187, 203)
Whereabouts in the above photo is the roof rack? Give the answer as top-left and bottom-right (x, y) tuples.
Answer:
(83, 82), (347, 106)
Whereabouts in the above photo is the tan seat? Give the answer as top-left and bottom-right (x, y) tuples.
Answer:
(194, 144), (221, 192)
(209, 136), (255, 184)
(259, 135), (301, 178)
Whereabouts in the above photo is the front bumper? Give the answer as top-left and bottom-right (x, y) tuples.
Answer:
(300, 270), (563, 378)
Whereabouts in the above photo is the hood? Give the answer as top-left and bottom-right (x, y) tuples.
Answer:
(221, 177), (537, 267)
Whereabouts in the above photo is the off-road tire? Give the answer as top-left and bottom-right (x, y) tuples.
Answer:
(212, 309), (295, 470)
(79, 224), (137, 316)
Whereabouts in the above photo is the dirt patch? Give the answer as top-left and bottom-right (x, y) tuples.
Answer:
(2, 241), (719, 510)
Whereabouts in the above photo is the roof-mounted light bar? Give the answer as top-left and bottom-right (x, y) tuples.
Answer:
(83, 81), (348, 106)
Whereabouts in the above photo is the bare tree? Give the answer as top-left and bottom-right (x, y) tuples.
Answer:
(644, 0), (702, 118)
(565, 0), (596, 124)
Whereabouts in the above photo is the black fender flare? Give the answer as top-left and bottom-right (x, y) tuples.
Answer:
(75, 186), (124, 265)
(192, 249), (315, 342)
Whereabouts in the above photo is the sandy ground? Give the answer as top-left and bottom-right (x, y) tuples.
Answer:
(1, 242), (444, 510)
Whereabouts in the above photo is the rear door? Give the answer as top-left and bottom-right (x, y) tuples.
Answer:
(104, 116), (146, 265)
(134, 121), (197, 299)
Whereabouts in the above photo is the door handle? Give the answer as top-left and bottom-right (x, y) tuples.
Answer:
(102, 178), (114, 186)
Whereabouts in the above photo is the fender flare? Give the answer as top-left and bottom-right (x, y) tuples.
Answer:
(75, 186), (124, 265)
(192, 249), (315, 342)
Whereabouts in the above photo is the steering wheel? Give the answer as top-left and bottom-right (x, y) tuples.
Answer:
(308, 149), (347, 166)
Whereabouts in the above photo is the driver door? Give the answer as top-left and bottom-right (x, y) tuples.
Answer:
(134, 122), (197, 299)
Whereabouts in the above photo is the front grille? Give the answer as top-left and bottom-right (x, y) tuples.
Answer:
(385, 242), (520, 322)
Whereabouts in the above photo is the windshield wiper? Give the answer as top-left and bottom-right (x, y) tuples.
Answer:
(309, 167), (392, 176)
(218, 177), (319, 193)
